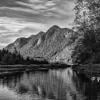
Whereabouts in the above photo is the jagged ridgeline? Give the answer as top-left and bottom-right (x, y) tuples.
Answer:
(0, 49), (49, 65)
(5, 24), (100, 65)
(5, 25), (79, 65)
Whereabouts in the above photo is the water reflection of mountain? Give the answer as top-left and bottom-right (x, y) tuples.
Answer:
(0, 68), (100, 100)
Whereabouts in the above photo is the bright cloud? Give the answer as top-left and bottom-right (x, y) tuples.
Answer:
(0, 17), (46, 32)
(0, 17), (47, 48)
(0, 0), (75, 49)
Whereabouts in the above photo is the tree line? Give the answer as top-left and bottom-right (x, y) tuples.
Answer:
(0, 49), (49, 65)
(72, 0), (100, 64)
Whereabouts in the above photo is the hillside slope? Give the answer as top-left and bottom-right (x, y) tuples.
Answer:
(5, 25), (78, 64)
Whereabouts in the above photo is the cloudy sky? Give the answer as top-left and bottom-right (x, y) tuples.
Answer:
(0, 0), (75, 49)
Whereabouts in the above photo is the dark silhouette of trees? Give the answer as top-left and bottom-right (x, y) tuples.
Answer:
(0, 49), (49, 65)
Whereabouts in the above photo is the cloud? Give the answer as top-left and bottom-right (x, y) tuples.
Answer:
(0, 43), (7, 49)
(0, 26), (10, 33)
(1, 7), (40, 14)
(0, 17), (46, 32)
(0, 0), (29, 9)
(29, 0), (43, 3)
(16, 1), (54, 12)
(0, 0), (74, 21)
(45, 1), (56, 7)
(0, 17), (47, 48)
(0, 0), (75, 49)
(15, 0), (74, 18)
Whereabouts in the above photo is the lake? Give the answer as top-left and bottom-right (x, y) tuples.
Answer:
(0, 67), (100, 100)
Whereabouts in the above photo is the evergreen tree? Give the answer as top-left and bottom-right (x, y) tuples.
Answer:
(0, 49), (49, 65)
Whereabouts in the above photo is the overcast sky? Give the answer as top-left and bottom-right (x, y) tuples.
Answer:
(0, 0), (75, 49)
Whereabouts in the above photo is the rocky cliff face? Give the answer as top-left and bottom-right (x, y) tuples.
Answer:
(5, 25), (78, 65)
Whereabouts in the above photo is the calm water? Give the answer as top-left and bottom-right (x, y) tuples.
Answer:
(0, 69), (100, 100)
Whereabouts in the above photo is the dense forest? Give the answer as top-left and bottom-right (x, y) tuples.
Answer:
(0, 49), (49, 65)
(72, 0), (100, 64)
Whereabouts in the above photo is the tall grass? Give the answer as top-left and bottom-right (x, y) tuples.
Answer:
(16, 69), (85, 100)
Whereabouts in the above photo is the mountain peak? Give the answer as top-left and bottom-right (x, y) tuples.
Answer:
(5, 25), (77, 64)
(45, 25), (60, 38)
(49, 25), (60, 30)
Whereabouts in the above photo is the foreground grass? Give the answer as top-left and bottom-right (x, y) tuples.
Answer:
(16, 69), (85, 100)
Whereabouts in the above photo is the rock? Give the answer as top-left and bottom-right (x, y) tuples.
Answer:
(5, 25), (78, 65)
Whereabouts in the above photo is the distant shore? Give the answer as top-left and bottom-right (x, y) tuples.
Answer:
(0, 64), (100, 78)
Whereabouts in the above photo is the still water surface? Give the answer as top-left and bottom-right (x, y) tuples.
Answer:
(0, 69), (100, 100)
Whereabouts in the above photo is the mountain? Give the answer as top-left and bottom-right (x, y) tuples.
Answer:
(5, 25), (78, 65)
